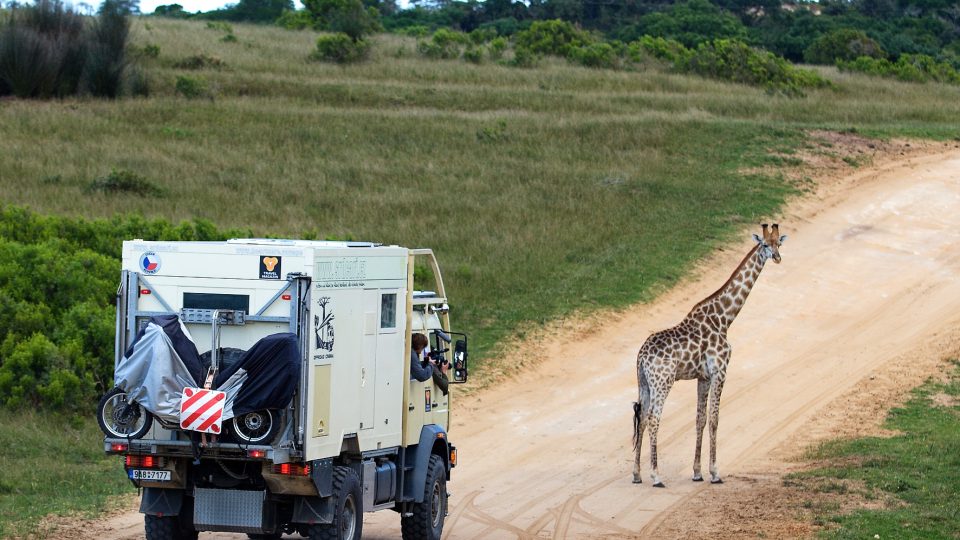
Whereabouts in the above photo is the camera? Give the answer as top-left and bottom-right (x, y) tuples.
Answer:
(427, 348), (449, 365)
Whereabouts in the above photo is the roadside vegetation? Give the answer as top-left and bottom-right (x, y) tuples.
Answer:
(0, 413), (133, 538)
(0, 12), (959, 536)
(790, 361), (960, 538)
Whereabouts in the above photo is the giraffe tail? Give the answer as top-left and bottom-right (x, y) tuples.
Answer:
(632, 400), (642, 451)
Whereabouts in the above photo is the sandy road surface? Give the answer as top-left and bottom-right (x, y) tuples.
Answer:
(94, 147), (960, 539)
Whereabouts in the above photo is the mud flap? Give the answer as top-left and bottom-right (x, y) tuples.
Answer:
(292, 495), (335, 525)
(140, 487), (184, 516)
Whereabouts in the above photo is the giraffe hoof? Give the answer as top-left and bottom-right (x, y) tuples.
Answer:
(692, 475), (704, 482)
(632, 479), (642, 484)
(710, 478), (724, 484)
(653, 482), (666, 488)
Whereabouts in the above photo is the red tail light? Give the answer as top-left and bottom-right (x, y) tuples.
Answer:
(125, 455), (160, 468)
(273, 463), (311, 476)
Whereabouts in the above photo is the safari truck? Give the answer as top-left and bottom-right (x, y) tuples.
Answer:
(98, 239), (468, 540)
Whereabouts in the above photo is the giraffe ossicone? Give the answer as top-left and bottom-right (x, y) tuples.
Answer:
(632, 224), (785, 487)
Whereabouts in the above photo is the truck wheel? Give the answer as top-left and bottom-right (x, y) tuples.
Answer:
(230, 410), (280, 445)
(98, 387), (152, 439)
(308, 466), (362, 540)
(144, 513), (196, 540)
(401, 455), (446, 540)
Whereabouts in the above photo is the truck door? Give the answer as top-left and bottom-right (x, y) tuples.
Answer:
(359, 289), (379, 431)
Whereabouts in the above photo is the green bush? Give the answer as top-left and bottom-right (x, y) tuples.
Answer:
(468, 27), (497, 45)
(504, 45), (539, 68)
(221, 33), (238, 43)
(275, 8), (314, 30)
(488, 36), (507, 60)
(463, 45), (484, 64)
(417, 28), (469, 60)
(568, 42), (619, 69)
(397, 24), (429, 38)
(804, 28), (886, 65)
(629, 0), (748, 49)
(311, 32), (370, 63)
(0, 0), (135, 99)
(628, 35), (692, 65)
(685, 39), (831, 94)
(515, 19), (593, 57)
(837, 53), (960, 84)
(87, 169), (164, 197)
(0, 206), (250, 412)
(174, 74), (207, 98)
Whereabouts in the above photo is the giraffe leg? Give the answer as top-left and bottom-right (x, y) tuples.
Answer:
(692, 378), (709, 482)
(708, 375), (726, 484)
(648, 385), (670, 488)
(633, 364), (652, 484)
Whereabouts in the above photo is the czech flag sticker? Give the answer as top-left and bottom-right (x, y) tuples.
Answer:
(139, 252), (161, 275)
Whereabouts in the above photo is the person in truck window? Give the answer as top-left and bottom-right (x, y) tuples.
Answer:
(410, 333), (433, 382)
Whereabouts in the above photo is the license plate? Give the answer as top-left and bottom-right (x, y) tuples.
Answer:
(129, 469), (172, 481)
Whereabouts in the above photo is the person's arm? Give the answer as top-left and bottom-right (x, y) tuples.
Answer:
(431, 363), (449, 395)
(410, 350), (432, 382)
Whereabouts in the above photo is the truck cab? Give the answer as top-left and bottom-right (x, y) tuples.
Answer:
(99, 239), (467, 540)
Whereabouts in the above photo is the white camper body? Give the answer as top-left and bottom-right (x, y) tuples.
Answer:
(102, 239), (467, 540)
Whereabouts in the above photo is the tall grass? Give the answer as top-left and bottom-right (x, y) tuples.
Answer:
(1, 18), (959, 358)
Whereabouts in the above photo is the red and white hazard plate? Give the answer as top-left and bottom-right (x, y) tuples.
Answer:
(179, 387), (226, 434)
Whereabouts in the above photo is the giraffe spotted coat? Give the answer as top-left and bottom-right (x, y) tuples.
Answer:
(632, 224), (785, 487)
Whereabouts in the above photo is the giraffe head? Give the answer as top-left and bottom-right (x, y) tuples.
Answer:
(752, 223), (787, 264)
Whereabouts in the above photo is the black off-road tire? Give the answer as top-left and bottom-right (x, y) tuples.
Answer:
(401, 455), (446, 540)
(144, 513), (197, 540)
(307, 466), (363, 540)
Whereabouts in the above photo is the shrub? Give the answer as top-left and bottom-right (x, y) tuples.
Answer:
(504, 45), (539, 68)
(417, 28), (468, 60)
(174, 53), (226, 70)
(303, 0), (381, 41)
(685, 39), (830, 94)
(468, 27), (496, 45)
(629, 0), (748, 48)
(837, 53), (960, 84)
(0, 206), (251, 412)
(515, 19), (593, 57)
(221, 33), (238, 43)
(568, 42), (619, 69)
(275, 8), (313, 30)
(0, 0), (87, 98)
(136, 43), (161, 58)
(311, 32), (370, 63)
(463, 45), (484, 64)
(488, 36), (507, 60)
(175, 74), (207, 98)
(804, 28), (886, 65)
(627, 35), (692, 65)
(88, 169), (164, 197)
(397, 25), (429, 38)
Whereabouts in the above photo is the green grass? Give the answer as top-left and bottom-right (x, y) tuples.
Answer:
(2, 16), (960, 538)
(0, 413), (134, 537)
(791, 361), (960, 539)
(3, 19), (959, 359)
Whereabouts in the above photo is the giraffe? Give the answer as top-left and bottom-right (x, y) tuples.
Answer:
(632, 224), (786, 487)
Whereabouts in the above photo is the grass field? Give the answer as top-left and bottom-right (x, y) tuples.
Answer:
(2, 19), (959, 359)
(791, 362), (960, 539)
(0, 413), (133, 538)
(1, 18), (960, 535)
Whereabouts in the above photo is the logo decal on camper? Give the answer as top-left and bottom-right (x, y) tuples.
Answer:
(139, 252), (161, 275)
(315, 296), (335, 352)
(259, 256), (281, 279)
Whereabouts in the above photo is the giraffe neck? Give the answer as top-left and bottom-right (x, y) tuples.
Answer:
(693, 245), (767, 332)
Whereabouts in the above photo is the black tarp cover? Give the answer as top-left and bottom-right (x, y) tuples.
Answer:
(214, 332), (301, 417)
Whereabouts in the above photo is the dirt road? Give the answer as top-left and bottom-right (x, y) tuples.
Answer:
(93, 146), (960, 539)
